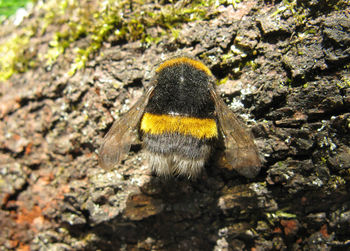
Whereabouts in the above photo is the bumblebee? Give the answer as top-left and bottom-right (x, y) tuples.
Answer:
(99, 56), (261, 178)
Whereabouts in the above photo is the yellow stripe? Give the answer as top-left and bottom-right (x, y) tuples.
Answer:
(156, 57), (212, 77)
(140, 113), (218, 139)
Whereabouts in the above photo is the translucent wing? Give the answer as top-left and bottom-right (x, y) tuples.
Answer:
(99, 86), (154, 170)
(210, 87), (261, 178)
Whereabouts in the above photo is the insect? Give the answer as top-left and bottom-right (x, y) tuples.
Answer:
(99, 56), (261, 178)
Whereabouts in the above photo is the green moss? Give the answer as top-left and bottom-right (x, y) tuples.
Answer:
(217, 76), (228, 85)
(337, 76), (350, 89)
(265, 209), (297, 224)
(222, 44), (248, 63)
(328, 0), (350, 11)
(275, 210), (297, 218)
(280, 78), (292, 88)
(277, 161), (285, 168)
(226, 0), (243, 8)
(326, 175), (346, 190)
(63, 0), (219, 75)
(272, 0), (307, 26)
(1, 0), (222, 80)
(246, 60), (258, 71)
(0, 32), (33, 81)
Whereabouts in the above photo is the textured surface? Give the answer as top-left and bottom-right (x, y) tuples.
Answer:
(0, 0), (349, 250)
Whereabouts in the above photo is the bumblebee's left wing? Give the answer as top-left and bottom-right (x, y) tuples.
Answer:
(209, 86), (261, 178)
(99, 86), (154, 170)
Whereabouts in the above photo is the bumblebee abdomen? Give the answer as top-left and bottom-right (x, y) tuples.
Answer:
(140, 113), (218, 177)
(141, 132), (214, 177)
(143, 134), (212, 160)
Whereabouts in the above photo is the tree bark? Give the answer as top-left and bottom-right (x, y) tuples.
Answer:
(0, 0), (349, 250)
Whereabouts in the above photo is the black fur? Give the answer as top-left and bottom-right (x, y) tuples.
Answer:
(145, 63), (215, 118)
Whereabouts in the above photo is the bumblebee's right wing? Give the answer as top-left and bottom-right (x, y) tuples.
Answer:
(99, 86), (154, 170)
